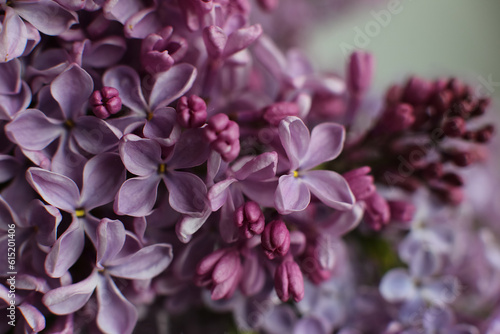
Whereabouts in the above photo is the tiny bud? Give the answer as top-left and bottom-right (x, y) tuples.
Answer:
(274, 260), (304, 302)
(443, 117), (466, 137)
(262, 102), (300, 126)
(475, 125), (494, 143)
(450, 151), (473, 167)
(343, 166), (375, 201)
(364, 192), (390, 231)
(234, 201), (265, 239)
(347, 51), (374, 96)
(257, 0), (279, 11)
(402, 76), (433, 105)
(378, 103), (415, 133)
(262, 220), (290, 259)
(388, 201), (415, 223)
(141, 26), (187, 74)
(176, 95), (207, 128)
(204, 113), (240, 162)
(421, 162), (443, 180)
(441, 173), (464, 186)
(90, 87), (121, 119)
(432, 90), (453, 113)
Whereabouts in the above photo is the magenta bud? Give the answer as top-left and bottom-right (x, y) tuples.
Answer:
(262, 102), (300, 126)
(90, 87), (121, 119)
(141, 26), (188, 74)
(432, 90), (454, 113)
(343, 166), (375, 201)
(388, 201), (415, 223)
(475, 125), (494, 143)
(195, 248), (242, 300)
(235, 201), (265, 239)
(364, 192), (390, 231)
(261, 220), (290, 259)
(274, 260), (304, 302)
(443, 117), (466, 137)
(256, 0), (279, 11)
(347, 51), (374, 96)
(441, 172), (463, 186)
(204, 113), (240, 162)
(421, 162), (443, 180)
(449, 151), (473, 167)
(402, 76), (433, 105)
(378, 103), (415, 133)
(176, 95), (207, 128)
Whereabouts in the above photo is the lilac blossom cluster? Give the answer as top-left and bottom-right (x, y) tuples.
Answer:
(0, 0), (499, 333)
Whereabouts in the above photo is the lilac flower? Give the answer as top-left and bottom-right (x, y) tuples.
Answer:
(141, 26), (188, 74)
(42, 218), (173, 334)
(115, 131), (209, 217)
(274, 116), (354, 214)
(102, 64), (196, 146)
(26, 153), (125, 277)
(0, 59), (31, 121)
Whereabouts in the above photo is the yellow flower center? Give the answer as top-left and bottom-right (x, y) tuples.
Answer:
(293, 170), (299, 178)
(75, 209), (85, 218)
(158, 163), (166, 174)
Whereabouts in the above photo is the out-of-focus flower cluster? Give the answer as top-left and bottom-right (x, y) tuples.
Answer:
(0, 0), (498, 333)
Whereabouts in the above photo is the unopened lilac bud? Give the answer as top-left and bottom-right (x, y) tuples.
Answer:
(274, 260), (304, 302)
(262, 102), (300, 126)
(262, 220), (290, 259)
(443, 117), (466, 137)
(195, 248), (242, 300)
(402, 76), (433, 105)
(347, 51), (374, 96)
(343, 166), (375, 201)
(257, 0), (279, 11)
(364, 192), (390, 230)
(421, 162), (443, 180)
(378, 103), (415, 133)
(431, 184), (464, 205)
(388, 201), (415, 223)
(432, 90), (454, 113)
(90, 87), (122, 119)
(176, 95), (207, 128)
(141, 26), (187, 74)
(475, 124), (494, 143)
(204, 113), (240, 162)
(449, 151), (473, 167)
(235, 201), (265, 239)
(441, 172), (463, 186)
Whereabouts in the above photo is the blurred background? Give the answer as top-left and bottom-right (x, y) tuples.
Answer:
(305, 0), (500, 99)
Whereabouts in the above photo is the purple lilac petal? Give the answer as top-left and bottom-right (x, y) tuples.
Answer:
(239, 249), (265, 296)
(232, 151), (278, 181)
(321, 203), (364, 237)
(0, 8), (27, 63)
(223, 24), (263, 58)
(106, 244), (173, 279)
(409, 247), (441, 279)
(80, 153), (126, 210)
(279, 116), (310, 171)
(0, 59), (21, 93)
(239, 179), (278, 208)
(72, 116), (121, 154)
(26, 167), (80, 212)
(300, 123), (345, 170)
(96, 274), (138, 334)
(176, 208), (212, 243)
(421, 276), (460, 306)
(50, 133), (87, 183)
(96, 219), (126, 268)
(148, 63), (197, 111)
(26, 200), (62, 247)
(219, 192), (240, 243)
(263, 304), (297, 334)
(82, 36), (126, 68)
(120, 134), (161, 176)
(6, 109), (63, 150)
(379, 269), (416, 303)
(45, 218), (85, 277)
(18, 303), (46, 333)
(50, 65), (93, 120)
(123, 7), (161, 39)
(102, 65), (148, 114)
(167, 128), (210, 169)
(143, 107), (180, 146)
(203, 26), (227, 58)
(13, 0), (78, 35)
(294, 317), (327, 334)
(423, 307), (454, 332)
(0, 155), (19, 183)
(42, 269), (99, 314)
(164, 170), (207, 215)
(275, 174), (311, 214)
(115, 175), (161, 217)
(0, 81), (32, 120)
(302, 170), (355, 211)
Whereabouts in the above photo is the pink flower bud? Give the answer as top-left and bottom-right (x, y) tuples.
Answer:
(90, 87), (122, 119)
(261, 220), (290, 259)
(402, 76), (434, 105)
(343, 166), (375, 201)
(364, 192), (390, 231)
(274, 260), (304, 302)
(262, 102), (300, 126)
(141, 26), (188, 74)
(234, 201), (265, 239)
(204, 113), (240, 162)
(347, 51), (374, 96)
(176, 95), (207, 128)
(388, 201), (415, 223)
(443, 117), (466, 137)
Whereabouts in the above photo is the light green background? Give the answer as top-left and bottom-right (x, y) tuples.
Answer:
(306, 0), (500, 98)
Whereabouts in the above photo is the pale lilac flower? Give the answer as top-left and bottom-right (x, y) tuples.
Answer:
(274, 116), (354, 214)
